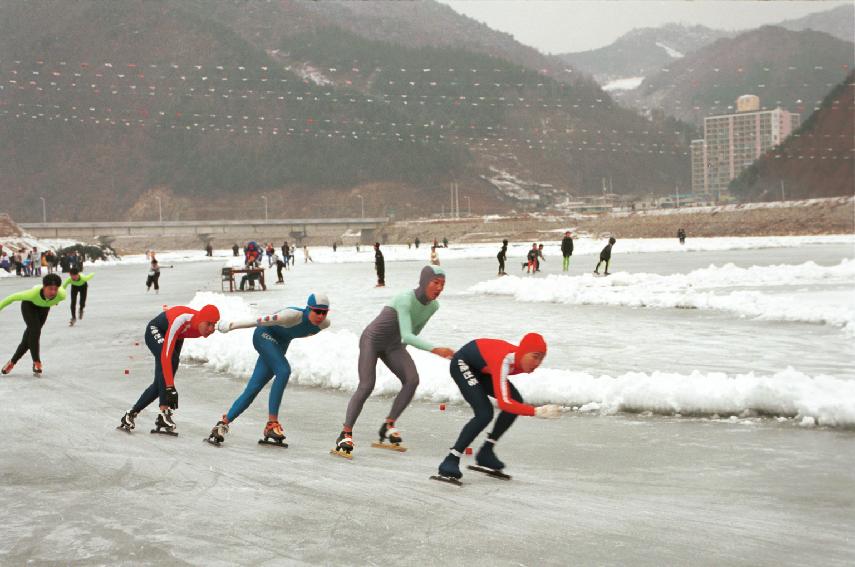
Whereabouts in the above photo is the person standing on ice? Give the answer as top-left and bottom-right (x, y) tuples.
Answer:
(497, 239), (508, 276)
(374, 242), (385, 287)
(593, 237), (616, 276)
(434, 333), (560, 483)
(332, 266), (455, 459)
(207, 293), (331, 447)
(62, 267), (94, 326)
(0, 273), (67, 377)
(560, 231), (574, 272)
(117, 304), (220, 435)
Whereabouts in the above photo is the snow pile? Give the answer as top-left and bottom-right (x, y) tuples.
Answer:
(469, 259), (855, 330)
(181, 292), (855, 428)
(602, 76), (645, 92)
(479, 166), (553, 201)
(655, 41), (684, 58)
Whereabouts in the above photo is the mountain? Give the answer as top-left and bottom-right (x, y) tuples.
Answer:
(0, 0), (692, 222)
(729, 72), (854, 201)
(774, 4), (855, 43)
(618, 26), (854, 125)
(558, 24), (730, 83)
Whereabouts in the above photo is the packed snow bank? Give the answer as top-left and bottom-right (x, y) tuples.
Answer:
(469, 260), (855, 331)
(183, 292), (855, 428)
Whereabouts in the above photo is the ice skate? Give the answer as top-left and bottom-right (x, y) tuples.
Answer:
(330, 430), (354, 460)
(1, 360), (14, 375)
(475, 441), (505, 471)
(431, 454), (463, 486)
(371, 420), (407, 452)
(151, 409), (178, 436)
(259, 420), (288, 447)
(206, 419), (229, 446)
(117, 409), (138, 433)
(69, 317), (76, 327)
(32, 362), (42, 377)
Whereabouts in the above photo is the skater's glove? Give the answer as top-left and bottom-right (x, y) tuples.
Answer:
(217, 321), (232, 334)
(164, 387), (179, 410)
(534, 404), (560, 419)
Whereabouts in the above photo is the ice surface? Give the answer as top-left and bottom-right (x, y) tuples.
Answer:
(1, 243), (854, 565)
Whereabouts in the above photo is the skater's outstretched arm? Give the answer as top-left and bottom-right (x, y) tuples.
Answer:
(0, 285), (66, 311)
(0, 289), (30, 311)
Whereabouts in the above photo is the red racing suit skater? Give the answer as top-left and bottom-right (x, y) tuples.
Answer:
(130, 304), (220, 413)
(447, 333), (547, 453)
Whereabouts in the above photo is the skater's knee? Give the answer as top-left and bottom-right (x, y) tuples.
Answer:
(473, 405), (494, 427)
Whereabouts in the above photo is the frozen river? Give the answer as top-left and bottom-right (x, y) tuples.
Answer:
(0, 237), (853, 565)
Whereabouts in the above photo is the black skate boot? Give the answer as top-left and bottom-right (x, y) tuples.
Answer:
(431, 453), (463, 486)
(468, 440), (512, 480)
(69, 317), (76, 327)
(475, 441), (505, 471)
(152, 409), (178, 436)
(372, 420), (407, 452)
(331, 430), (354, 459)
(118, 409), (138, 432)
(206, 419), (228, 446)
(259, 420), (288, 447)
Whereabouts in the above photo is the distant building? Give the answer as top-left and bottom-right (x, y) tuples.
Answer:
(691, 95), (800, 197)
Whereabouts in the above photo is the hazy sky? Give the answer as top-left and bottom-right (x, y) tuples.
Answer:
(438, 0), (852, 54)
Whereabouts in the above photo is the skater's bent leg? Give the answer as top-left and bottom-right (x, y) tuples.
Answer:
(132, 377), (162, 413)
(449, 359), (494, 453)
(21, 302), (47, 362)
(70, 286), (79, 318)
(226, 356), (273, 422)
(343, 337), (379, 429)
(11, 330), (30, 364)
(79, 285), (87, 309)
(488, 382), (523, 442)
(381, 346), (419, 421)
(266, 355), (292, 419)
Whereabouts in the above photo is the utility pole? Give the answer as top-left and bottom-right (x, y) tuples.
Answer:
(155, 196), (162, 222)
(780, 180), (785, 202)
(464, 195), (471, 216)
(356, 194), (364, 218)
(261, 195), (268, 221)
(455, 182), (460, 219)
(675, 185), (680, 209)
(39, 197), (46, 223)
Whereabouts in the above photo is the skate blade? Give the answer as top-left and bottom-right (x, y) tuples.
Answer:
(429, 475), (463, 487)
(371, 441), (407, 452)
(204, 438), (222, 447)
(116, 426), (133, 434)
(330, 449), (353, 460)
(150, 429), (179, 436)
(258, 439), (289, 448)
(467, 465), (512, 480)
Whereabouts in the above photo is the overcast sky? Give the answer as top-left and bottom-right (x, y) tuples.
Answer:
(438, 0), (852, 54)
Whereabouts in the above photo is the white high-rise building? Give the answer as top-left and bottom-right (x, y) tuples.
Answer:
(691, 95), (800, 196)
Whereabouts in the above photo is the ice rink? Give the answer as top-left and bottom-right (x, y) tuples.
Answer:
(1, 238), (854, 566)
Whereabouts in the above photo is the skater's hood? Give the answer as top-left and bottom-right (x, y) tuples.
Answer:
(515, 333), (547, 368)
(415, 265), (445, 304)
(191, 304), (220, 325)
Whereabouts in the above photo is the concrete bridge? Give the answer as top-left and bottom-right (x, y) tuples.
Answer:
(20, 218), (390, 245)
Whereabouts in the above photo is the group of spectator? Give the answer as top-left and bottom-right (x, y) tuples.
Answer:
(0, 245), (84, 277)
